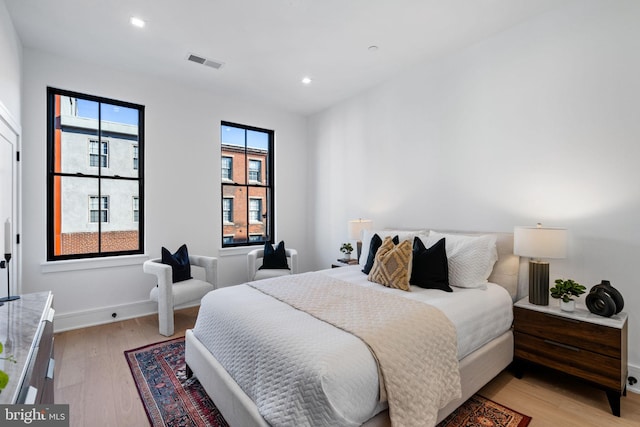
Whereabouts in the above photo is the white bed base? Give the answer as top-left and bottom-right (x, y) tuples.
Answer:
(185, 328), (514, 426)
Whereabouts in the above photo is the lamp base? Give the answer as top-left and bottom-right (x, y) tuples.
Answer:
(528, 260), (549, 305)
(0, 295), (19, 302)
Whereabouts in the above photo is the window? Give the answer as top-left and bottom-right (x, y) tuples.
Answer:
(222, 198), (233, 223)
(89, 196), (109, 223)
(133, 196), (139, 222)
(248, 159), (261, 182)
(47, 87), (145, 260)
(221, 156), (232, 181)
(221, 121), (274, 247)
(249, 198), (262, 223)
(133, 144), (139, 170)
(89, 139), (109, 168)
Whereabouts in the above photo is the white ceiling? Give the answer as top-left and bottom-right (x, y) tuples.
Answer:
(5, 0), (569, 116)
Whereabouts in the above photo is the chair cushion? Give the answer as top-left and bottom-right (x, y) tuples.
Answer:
(254, 268), (292, 281)
(259, 241), (290, 270)
(161, 244), (192, 283)
(149, 278), (214, 306)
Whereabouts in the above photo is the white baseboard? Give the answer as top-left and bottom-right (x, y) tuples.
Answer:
(53, 299), (202, 333)
(53, 299), (158, 333)
(628, 364), (640, 394)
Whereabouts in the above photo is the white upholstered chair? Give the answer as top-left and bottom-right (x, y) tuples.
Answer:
(143, 255), (217, 336)
(247, 248), (298, 281)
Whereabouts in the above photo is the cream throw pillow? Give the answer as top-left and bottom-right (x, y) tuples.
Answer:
(427, 231), (498, 289)
(368, 236), (413, 291)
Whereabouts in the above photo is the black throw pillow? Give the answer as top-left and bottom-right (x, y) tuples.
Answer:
(362, 234), (400, 274)
(161, 244), (192, 283)
(410, 237), (452, 292)
(259, 241), (290, 270)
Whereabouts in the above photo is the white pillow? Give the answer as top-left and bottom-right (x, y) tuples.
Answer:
(359, 229), (427, 269)
(427, 231), (498, 289)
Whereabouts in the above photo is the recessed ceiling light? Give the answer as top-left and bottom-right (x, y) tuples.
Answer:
(301, 77), (312, 85)
(130, 17), (146, 28)
(368, 45), (379, 52)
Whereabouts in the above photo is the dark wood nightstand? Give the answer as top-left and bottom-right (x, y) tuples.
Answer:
(331, 258), (359, 268)
(513, 298), (628, 416)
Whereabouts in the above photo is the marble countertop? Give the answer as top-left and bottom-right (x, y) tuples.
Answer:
(515, 297), (627, 329)
(0, 291), (53, 404)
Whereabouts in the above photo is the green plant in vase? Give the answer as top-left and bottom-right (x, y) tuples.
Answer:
(550, 279), (586, 312)
(0, 342), (17, 392)
(340, 242), (354, 260)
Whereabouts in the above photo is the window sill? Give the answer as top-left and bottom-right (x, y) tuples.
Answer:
(41, 253), (149, 273)
(218, 246), (259, 257)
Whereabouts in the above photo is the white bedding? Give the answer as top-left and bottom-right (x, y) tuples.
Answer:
(327, 266), (514, 359)
(192, 266), (513, 427)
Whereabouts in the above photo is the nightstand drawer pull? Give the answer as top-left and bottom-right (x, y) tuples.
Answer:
(544, 313), (580, 324)
(544, 339), (580, 352)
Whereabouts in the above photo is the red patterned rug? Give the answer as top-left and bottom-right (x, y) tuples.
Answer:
(126, 337), (531, 427)
(437, 394), (531, 427)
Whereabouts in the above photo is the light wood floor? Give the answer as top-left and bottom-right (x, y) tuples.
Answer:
(54, 307), (640, 427)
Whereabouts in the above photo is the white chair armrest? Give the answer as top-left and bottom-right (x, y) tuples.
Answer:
(286, 248), (298, 274)
(189, 255), (218, 288)
(247, 249), (264, 281)
(143, 258), (174, 314)
(143, 258), (172, 287)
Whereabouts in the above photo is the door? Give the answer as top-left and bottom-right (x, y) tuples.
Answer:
(0, 103), (20, 297)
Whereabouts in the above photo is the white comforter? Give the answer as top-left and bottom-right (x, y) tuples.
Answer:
(192, 266), (513, 426)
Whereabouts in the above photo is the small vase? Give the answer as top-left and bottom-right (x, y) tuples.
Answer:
(560, 300), (575, 312)
(344, 253), (351, 261)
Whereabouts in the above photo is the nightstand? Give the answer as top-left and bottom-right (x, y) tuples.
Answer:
(331, 258), (359, 268)
(513, 298), (628, 416)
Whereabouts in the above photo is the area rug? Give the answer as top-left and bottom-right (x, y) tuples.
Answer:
(126, 337), (531, 427)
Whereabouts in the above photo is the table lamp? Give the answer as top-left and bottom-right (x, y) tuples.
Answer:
(514, 224), (567, 305)
(348, 219), (373, 262)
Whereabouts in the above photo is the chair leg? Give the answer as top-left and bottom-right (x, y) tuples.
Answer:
(158, 305), (174, 336)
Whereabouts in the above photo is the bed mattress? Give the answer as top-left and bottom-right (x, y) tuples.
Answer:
(192, 266), (513, 427)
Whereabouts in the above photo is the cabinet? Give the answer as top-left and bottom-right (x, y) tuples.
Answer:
(0, 291), (55, 404)
(513, 298), (627, 416)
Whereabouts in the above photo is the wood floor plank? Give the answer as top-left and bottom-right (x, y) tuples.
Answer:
(54, 307), (640, 427)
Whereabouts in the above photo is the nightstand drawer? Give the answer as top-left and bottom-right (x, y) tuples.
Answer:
(514, 306), (621, 358)
(514, 331), (623, 390)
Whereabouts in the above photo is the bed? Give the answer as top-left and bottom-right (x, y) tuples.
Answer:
(185, 229), (519, 426)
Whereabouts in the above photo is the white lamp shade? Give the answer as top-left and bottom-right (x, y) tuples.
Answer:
(348, 219), (373, 240)
(514, 226), (567, 259)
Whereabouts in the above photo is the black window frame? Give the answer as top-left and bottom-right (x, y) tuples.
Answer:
(46, 87), (145, 260)
(220, 121), (274, 248)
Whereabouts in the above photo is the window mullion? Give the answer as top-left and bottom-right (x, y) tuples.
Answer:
(244, 130), (250, 242)
(97, 101), (102, 253)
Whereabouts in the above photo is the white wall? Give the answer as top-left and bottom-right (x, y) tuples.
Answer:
(308, 0), (640, 369)
(20, 48), (309, 330)
(0, 0), (21, 121)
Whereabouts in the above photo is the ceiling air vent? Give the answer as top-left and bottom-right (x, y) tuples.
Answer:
(187, 53), (224, 70)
